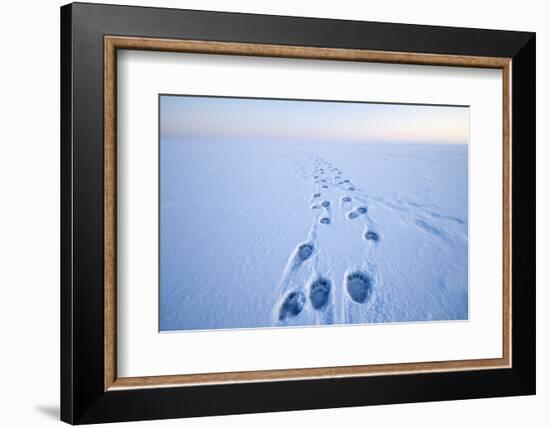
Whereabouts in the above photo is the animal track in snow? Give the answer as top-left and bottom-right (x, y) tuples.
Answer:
(447, 216), (464, 224)
(278, 154), (382, 324)
(279, 291), (306, 320)
(296, 243), (314, 262)
(320, 217), (331, 225)
(430, 211), (464, 224)
(364, 231), (379, 241)
(309, 277), (331, 310)
(346, 271), (373, 303)
(415, 219), (444, 237)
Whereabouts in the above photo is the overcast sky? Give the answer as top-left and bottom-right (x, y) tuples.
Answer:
(160, 95), (468, 145)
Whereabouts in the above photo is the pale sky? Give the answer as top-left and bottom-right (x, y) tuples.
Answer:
(160, 95), (469, 145)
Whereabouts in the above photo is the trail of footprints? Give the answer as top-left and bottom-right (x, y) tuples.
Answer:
(277, 153), (466, 324)
(277, 154), (465, 323)
(276, 156), (379, 323)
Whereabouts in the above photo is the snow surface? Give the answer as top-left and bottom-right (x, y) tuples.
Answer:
(159, 138), (468, 331)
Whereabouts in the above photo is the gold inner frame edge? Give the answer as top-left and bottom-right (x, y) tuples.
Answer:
(104, 35), (512, 391)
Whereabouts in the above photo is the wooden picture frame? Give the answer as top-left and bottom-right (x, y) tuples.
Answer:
(61, 2), (535, 424)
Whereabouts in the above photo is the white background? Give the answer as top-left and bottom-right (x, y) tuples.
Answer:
(118, 51), (503, 377)
(0, 0), (546, 427)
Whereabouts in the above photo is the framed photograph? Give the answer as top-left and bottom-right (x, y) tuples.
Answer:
(60, 2), (536, 424)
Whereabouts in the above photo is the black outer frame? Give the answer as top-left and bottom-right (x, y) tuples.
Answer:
(60, 2), (535, 424)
